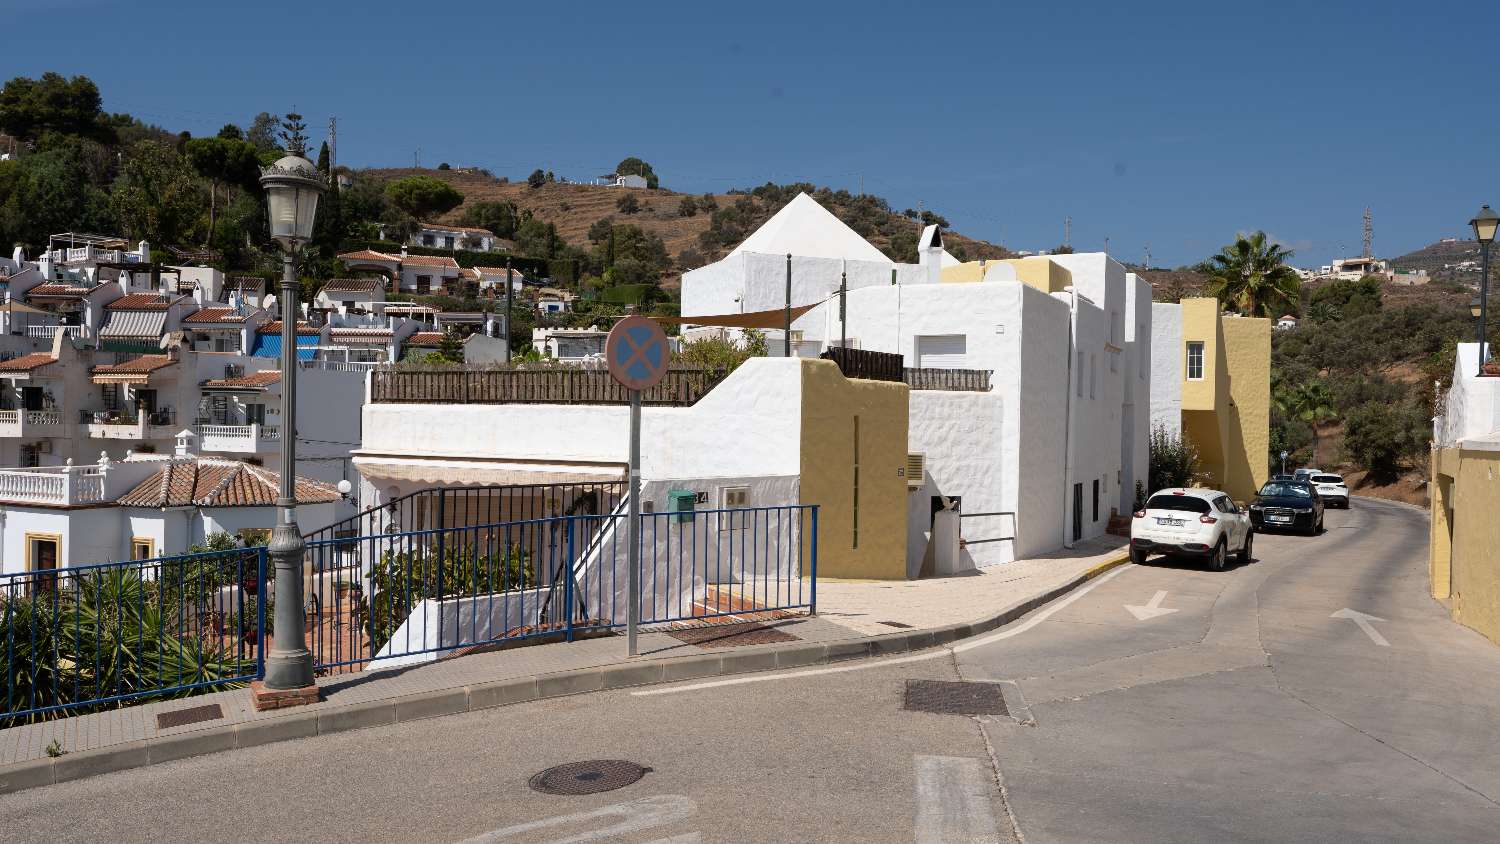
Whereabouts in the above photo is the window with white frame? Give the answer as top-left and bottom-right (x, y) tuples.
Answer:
(1186, 341), (1205, 380)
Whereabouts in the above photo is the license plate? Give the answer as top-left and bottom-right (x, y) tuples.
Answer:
(1268, 515), (1290, 523)
(1156, 518), (1184, 527)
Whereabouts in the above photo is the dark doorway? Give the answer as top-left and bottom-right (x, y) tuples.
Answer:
(1072, 483), (1083, 542)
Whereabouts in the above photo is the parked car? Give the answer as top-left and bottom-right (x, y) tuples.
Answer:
(1293, 467), (1322, 481)
(1310, 473), (1350, 508)
(1249, 480), (1324, 535)
(1269, 473), (1297, 482)
(1130, 488), (1253, 572)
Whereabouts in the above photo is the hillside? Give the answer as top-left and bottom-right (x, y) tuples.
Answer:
(360, 168), (1011, 277)
(1390, 238), (1486, 286)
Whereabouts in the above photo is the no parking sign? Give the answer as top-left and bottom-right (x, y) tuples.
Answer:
(606, 316), (670, 391)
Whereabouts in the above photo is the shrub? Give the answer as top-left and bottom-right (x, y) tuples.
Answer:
(616, 193), (640, 214)
(364, 544), (533, 648)
(1148, 425), (1199, 493)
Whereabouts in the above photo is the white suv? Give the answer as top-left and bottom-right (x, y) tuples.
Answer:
(1309, 473), (1349, 508)
(1130, 488), (1253, 572)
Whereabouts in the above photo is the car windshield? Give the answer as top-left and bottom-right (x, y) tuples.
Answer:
(1259, 483), (1312, 498)
(1312, 475), (1343, 484)
(1146, 494), (1211, 513)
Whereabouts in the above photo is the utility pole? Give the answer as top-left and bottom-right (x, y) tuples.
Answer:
(1104, 236), (1110, 254)
(504, 258), (514, 364)
(1145, 245), (1151, 270)
(1064, 216), (1072, 248)
(784, 253), (792, 358)
(327, 116), (337, 180)
(414, 148), (421, 169)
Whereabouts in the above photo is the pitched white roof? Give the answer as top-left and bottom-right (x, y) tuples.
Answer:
(729, 193), (890, 264)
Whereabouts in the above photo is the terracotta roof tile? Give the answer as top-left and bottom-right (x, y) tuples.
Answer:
(338, 249), (399, 263)
(474, 266), (526, 277)
(257, 321), (320, 335)
(184, 307), (249, 324)
(330, 328), (394, 338)
(26, 283), (93, 298)
(106, 293), (176, 311)
(0, 353), (57, 372)
(117, 459), (338, 508)
(424, 223), (495, 236)
(321, 278), (385, 294)
(90, 355), (176, 376)
(406, 331), (446, 345)
(399, 254), (460, 269)
(200, 370), (282, 390)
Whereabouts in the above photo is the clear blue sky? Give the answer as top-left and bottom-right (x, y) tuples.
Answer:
(7, 0), (1497, 267)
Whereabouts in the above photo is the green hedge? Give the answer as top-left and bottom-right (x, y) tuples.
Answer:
(598, 284), (655, 305)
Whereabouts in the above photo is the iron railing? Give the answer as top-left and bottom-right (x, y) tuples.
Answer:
(369, 367), (730, 406)
(904, 368), (993, 392)
(301, 503), (817, 675)
(0, 548), (266, 722)
(821, 347), (904, 382)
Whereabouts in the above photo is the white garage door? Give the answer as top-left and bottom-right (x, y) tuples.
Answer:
(915, 334), (968, 369)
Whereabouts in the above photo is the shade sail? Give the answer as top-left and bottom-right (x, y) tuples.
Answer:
(656, 303), (820, 328)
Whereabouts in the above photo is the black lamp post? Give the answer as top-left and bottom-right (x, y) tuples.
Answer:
(1471, 204), (1499, 376)
(259, 148), (325, 690)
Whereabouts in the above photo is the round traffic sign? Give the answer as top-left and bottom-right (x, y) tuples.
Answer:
(606, 315), (670, 391)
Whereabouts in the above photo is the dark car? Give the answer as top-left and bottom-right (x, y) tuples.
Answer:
(1248, 480), (1324, 535)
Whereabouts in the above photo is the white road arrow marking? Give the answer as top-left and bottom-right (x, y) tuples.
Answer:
(1125, 590), (1178, 621)
(1331, 608), (1389, 647)
(459, 795), (696, 844)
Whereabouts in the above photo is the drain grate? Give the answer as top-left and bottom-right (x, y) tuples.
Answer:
(155, 703), (224, 730)
(529, 760), (652, 795)
(903, 680), (1009, 716)
(667, 621), (798, 649)
(878, 620), (914, 629)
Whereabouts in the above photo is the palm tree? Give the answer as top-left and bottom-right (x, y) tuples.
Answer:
(1202, 232), (1303, 318)
(1282, 380), (1335, 463)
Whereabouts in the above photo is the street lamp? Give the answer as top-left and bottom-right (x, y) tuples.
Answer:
(259, 150), (324, 692)
(1471, 204), (1499, 376)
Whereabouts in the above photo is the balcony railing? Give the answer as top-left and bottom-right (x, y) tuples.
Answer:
(369, 366), (730, 406)
(0, 465), (107, 506)
(195, 424), (281, 452)
(26, 325), (87, 340)
(298, 359), (385, 372)
(904, 367), (993, 392)
(821, 347), (904, 383)
(79, 408), (176, 429)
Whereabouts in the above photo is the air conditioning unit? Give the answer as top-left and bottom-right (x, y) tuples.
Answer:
(905, 453), (926, 490)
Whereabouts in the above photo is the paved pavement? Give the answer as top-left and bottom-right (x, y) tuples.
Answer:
(4, 499), (1487, 842)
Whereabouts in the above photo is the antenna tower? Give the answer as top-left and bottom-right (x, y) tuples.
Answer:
(1362, 207), (1373, 258)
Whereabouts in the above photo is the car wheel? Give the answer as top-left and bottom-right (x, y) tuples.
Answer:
(1130, 547), (1149, 565)
(1237, 531), (1253, 565)
(1209, 540), (1227, 572)
(1317, 514), (1325, 534)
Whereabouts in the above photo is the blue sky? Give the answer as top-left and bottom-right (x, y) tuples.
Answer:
(6, 0), (1496, 267)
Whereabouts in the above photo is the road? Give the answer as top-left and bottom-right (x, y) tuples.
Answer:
(3, 497), (1498, 843)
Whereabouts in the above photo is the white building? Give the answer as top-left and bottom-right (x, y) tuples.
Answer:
(378, 223), (504, 253)
(533, 327), (608, 361)
(0, 449), (339, 568)
(337, 249), (463, 295)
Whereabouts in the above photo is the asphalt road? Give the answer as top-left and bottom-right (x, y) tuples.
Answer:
(3, 497), (1496, 843)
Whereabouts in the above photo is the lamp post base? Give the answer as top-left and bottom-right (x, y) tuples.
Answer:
(249, 679), (321, 711)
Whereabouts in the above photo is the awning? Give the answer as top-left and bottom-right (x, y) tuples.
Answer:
(250, 333), (318, 361)
(98, 309), (167, 340)
(352, 455), (624, 486)
(658, 303), (820, 328)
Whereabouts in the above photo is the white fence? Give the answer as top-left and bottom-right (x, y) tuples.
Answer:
(0, 466), (107, 505)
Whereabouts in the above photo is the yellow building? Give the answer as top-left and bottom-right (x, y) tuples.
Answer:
(1162, 298), (1271, 502)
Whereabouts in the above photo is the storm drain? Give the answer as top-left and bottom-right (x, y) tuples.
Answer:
(903, 680), (1009, 716)
(155, 703), (223, 730)
(529, 760), (652, 795)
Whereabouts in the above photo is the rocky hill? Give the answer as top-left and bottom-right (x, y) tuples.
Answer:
(1390, 238), (1486, 286)
(360, 168), (1010, 276)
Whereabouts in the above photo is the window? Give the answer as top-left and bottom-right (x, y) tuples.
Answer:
(246, 403), (266, 425)
(25, 533), (60, 572)
(342, 300), (356, 310)
(443, 236), (455, 249)
(101, 383), (120, 411)
(1186, 341), (1205, 380)
(1092, 479), (1100, 522)
(915, 334), (967, 369)
(131, 538), (154, 560)
(416, 275), (432, 294)
(421, 234), (435, 246)
(1145, 494), (1211, 513)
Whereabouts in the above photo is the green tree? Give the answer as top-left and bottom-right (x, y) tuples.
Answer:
(383, 176), (463, 221)
(677, 195), (698, 217)
(184, 136), (262, 244)
(527, 169), (547, 188)
(1202, 231), (1302, 317)
(1278, 379), (1334, 462)
(316, 141), (330, 175)
(436, 330), (464, 363)
(1309, 275), (1381, 320)
(0, 73), (111, 143)
(1148, 425), (1199, 492)
(246, 112), (280, 153)
(614, 157), (659, 189)
(278, 112), (309, 156)
(0, 145), (114, 250)
(110, 141), (207, 246)
(458, 200), (519, 239)
(616, 193), (640, 214)
(1343, 401), (1429, 480)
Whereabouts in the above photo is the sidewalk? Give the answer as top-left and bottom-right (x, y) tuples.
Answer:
(0, 536), (1126, 794)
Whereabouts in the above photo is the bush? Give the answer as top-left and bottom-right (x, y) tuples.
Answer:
(1148, 425), (1199, 493)
(677, 195), (698, 217)
(1343, 401), (1429, 480)
(365, 544), (533, 648)
(616, 193), (640, 214)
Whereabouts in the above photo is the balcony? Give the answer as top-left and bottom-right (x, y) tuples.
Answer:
(26, 325), (89, 341)
(196, 423), (282, 454)
(298, 358), (385, 373)
(0, 464), (107, 506)
(80, 408), (177, 440)
(0, 409), (64, 437)
(369, 366), (729, 406)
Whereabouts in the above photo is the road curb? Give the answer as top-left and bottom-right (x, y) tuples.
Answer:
(0, 549), (1130, 795)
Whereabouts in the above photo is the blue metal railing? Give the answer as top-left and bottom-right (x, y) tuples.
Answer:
(302, 503), (819, 674)
(0, 547), (267, 722)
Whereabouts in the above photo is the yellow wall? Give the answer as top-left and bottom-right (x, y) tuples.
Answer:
(1432, 445), (1500, 644)
(799, 359), (910, 579)
(936, 256), (1073, 293)
(938, 262), (988, 283)
(1177, 298), (1270, 502)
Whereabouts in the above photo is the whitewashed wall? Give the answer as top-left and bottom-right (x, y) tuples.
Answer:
(1438, 343), (1500, 446)
(907, 391), (1007, 570)
(1120, 274), (1154, 513)
(1150, 303), (1184, 437)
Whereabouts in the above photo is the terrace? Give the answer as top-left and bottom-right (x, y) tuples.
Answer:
(369, 365), (731, 406)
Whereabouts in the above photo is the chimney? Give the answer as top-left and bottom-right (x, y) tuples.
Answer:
(174, 429), (196, 457)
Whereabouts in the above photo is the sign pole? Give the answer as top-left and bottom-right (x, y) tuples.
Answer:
(627, 387), (641, 657)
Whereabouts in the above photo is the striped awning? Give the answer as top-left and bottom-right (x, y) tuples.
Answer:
(351, 455), (623, 486)
(98, 309), (167, 340)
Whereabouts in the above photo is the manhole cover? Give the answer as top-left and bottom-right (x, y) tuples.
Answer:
(903, 680), (1009, 716)
(155, 703), (224, 729)
(529, 760), (652, 795)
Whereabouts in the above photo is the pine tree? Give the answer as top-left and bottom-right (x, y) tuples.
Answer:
(279, 112), (308, 156)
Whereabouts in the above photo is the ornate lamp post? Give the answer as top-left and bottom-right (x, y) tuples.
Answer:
(258, 148), (324, 694)
(1471, 204), (1499, 376)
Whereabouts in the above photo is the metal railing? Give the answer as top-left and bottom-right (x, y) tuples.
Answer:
(301, 503), (816, 674)
(369, 367), (731, 406)
(79, 408), (176, 427)
(904, 368), (993, 392)
(0, 548), (267, 722)
(821, 347), (904, 382)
